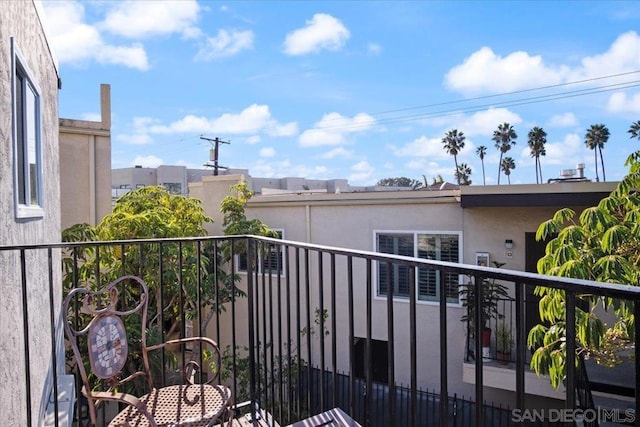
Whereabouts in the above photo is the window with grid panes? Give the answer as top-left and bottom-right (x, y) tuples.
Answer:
(376, 232), (460, 303)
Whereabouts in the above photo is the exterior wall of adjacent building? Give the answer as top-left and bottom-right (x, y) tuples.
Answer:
(0, 1), (63, 424)
(59, 83), (112, 229)
(190, 176), (617, 409)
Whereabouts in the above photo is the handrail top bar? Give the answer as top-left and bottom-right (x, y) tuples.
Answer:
(2, 234), (639, 299)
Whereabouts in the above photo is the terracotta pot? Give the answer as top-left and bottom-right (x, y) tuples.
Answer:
(496, 351), (511, 365)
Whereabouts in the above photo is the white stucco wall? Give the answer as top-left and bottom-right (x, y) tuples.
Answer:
(0, 1), (62, 424)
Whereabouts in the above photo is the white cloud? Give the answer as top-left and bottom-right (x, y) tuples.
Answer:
(539, 133), (583, 166)
(607, 91), (640, 114)
(100, 0), (201, 39)
(367, 43), (382, 55)
(283, 13), (350, 55)
(150, 104), (272, 134)
(43, 1), (149, 70)
(547, 112), (578, 127)
(456, 108), (523, 136)
(445, 47), (565, 94)
(266, 122), (299, 137)
(299, 112), (376, 147)
(121, 106), (293, 144)
(132, 155), (163, 167)
(445, 31), (640, 95)
(259, 147), (276, 157)
(348, 161), (374, 184)
(392, 136), (449, 159)
(195, 29), (254, 61)
(322, 147), (354, 159)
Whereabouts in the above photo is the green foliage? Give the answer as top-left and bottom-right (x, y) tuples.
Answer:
(376, 177), (424, 190)
(529, 150), (640, 388)
(496, 322), (513, 354)
(460, 261), (510, 331)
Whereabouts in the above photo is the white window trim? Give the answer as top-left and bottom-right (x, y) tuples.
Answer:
(236, 230), (286, 276)
(11, 37), (44, 219)
(373, 229), (463, 307)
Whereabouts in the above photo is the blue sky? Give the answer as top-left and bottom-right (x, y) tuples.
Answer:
(43, 1), (640, 186)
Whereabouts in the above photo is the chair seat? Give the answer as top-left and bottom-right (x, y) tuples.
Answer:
(109, 384), (231, 427)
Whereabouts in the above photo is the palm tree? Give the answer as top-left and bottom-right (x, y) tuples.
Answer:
(442, 129), (466, 185)
(584, 124), (610, 182)
(475, 145), (487, 185)
(492, 123), (517, 185)
(629, 120), (640, 141)
(455, 163), (472, 185)
(527, 127), (547, 184)
(500, 157), (516, 184)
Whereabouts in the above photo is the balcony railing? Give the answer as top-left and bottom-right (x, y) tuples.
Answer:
(3, 235), (640, 426)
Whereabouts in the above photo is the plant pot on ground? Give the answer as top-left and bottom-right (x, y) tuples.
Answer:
(496, 322), (513, 365)
(460, 261), (510, 361)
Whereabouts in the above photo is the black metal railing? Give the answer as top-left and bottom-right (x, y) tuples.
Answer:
(3, 235), (640, 427)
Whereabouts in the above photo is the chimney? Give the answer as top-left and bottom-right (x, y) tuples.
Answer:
(576, 163), (585, 178)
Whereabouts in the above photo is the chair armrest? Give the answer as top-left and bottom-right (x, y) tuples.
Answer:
(147, 336), (223, 385)
(84, 387), (158, 427)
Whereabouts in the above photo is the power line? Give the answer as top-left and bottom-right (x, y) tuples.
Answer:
(303, 79), (640, 133)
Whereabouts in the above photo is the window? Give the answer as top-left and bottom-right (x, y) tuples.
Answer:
(12, 38), (43, 218)
(376, 231), (461, 303)
(237, 230), (285, 275)
(163, 183), (182, 194)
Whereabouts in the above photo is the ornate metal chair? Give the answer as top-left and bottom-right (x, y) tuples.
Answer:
(63, 275), (233, 426)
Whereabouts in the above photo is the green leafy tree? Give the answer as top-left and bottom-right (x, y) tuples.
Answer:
(455, 163), (472, 186)
(528, 127), (547, 184)
(376, 177), (424, 189)
(493, 123), (517, 185)
(500, 157), (516, 184)
(584, 124), (610, 182)
(476, 145), (487, 185)
(442, 129), (466, 185)
(629, 120), (640, 141)
(529, 150), (640, 388)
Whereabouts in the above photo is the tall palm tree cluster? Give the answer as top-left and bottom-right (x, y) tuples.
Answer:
(440, 120), (640, 185)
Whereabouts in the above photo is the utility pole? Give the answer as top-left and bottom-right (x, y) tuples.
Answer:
(200, 136), (230, 176)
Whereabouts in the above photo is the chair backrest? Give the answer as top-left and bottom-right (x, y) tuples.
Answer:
(63, 276), (152, 415)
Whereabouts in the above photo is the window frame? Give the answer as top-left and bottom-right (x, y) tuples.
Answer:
(11, 37), (44, 219)
(236, 230), (286, 276)
(374, 230), (463, 306)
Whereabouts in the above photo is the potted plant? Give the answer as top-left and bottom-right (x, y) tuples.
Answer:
(460, 261), (509, 361)
(496, 322), (513, 364)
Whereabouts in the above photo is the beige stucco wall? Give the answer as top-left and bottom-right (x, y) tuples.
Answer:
(0, 1), (62, 424)
(59, 84), (112, 229)
(192, 176), (618, 408)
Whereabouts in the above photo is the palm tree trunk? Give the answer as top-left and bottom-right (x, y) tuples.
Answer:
(454, 156), (460, 185)
(599, 147), (606, 182)
(535, 158), (539, 184)
(594, 149), (599, 182)
(497, 153), (503, 185)
(481, 160), (486, 185)
(538, 158), (543, 183)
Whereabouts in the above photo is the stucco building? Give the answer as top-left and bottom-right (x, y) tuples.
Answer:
(59, 84), (112, 229)
(0, 1), (65, 424)
(190, 174), (618, 408)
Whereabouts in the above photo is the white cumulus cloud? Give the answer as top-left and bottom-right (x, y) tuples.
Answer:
(259, 147), (276, 157)
(283, 13), (350, 55)
(349, 161), (374, 184)
(195, 29), (254, 61)
(445, 31), (640, 95)
(547, 112), (578, 128)
(44, 1), (149, 70)
(100, 0), (201, 39)
(299, 112), (376, 147)
(607, 91), (640, 114)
